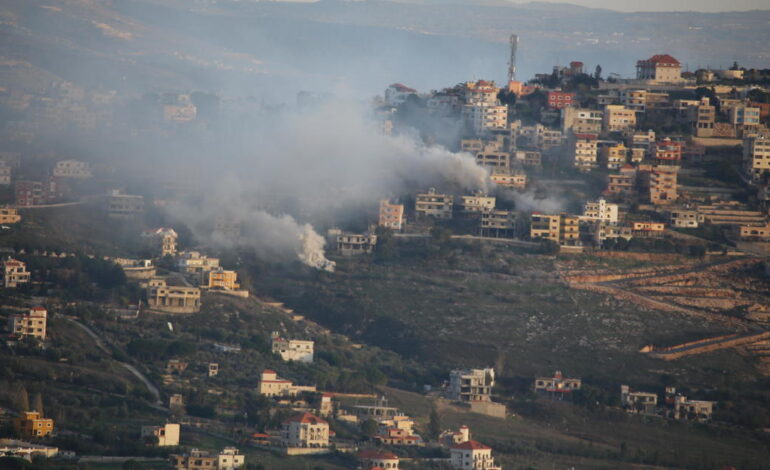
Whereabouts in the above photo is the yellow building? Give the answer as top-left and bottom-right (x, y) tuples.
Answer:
(2, 258), (31, 288)
(281, 412), (329, 449)
(9, 307), (47, 340)
(13, 411), (54, 439)
(531, 213), (579, 245)
(601, 143), (628, 170)
(603, 105), (637, 133)
(206, 269), (240, 290)
(0, 207), (20, 224)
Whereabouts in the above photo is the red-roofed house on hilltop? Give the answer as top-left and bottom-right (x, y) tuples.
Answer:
(450, 440), (501, 470)
(636, 54), (683, 83)
(385, 84), (417, 107)
(280, 412), (329, 449)
(358, 449), (399, 469)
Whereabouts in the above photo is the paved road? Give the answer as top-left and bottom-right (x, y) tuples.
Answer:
(65, 317), (163, 407)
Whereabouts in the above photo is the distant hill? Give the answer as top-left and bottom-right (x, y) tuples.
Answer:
(1, 0), (768, 100)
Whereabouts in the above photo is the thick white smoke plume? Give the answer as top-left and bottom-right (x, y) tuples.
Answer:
(173, 99), (489, 270)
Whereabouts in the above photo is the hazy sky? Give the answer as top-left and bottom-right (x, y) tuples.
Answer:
(506, 0), (770, 12)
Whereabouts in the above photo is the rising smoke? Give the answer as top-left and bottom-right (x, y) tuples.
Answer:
(171, 99), (490, 271)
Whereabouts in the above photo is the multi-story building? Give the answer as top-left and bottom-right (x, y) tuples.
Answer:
(448, 368), (495, 402)
(643, 165), (679, 205)
(490, 171), (527, 189)
(562, 108), (603, 134)
(106, 190), (144, 218)
(513, 150), (542, 166)
(0, 207), (21, 224)
(593, 221), (633, 245)
(15, 180), (47, 207)
(379, 200), (404, 231)
(374, 427), (422, 446)
(177, 251), (220, 274)
(13, 412), (54, 439)
(0, 161), (11, 185)
(0, 439), (60, 460)
(440, 425), (471, 447)
(257, 369), (316, 397)
(530, 213), (579, 245)
(464, 80), (499, 105)
(384, 83), (417, 107)
(621, 385), (658, 415)
(619, 89), (647, 112)
(667, 209), (703, 228)
(606, 165), (637, 196)
(730, 105), (761, 127)
(205, 269), (240, 290)
(271, 332), (314, 363)
(534, 371), (582, 397)
(688, 97), (716, 137)
(337, 233), (377, 255)
(450, 440), (501, 470)
(737, 222), (770, 241)
(8, 307), (47, 340)
(636, 54), (682, 83)
(571, 133), (598, 170)
(581, 198), (619, 224)
(463, 103), (508, 135)
(631, 221), (666, 237)
(145, 278), (201, 314)
(415, 188), (453, 219)
(53, 160), (92, 178)
(208, 363), (219, 377)
(141, 228), (178, 257)
(2, 258), (30, 288)
(547, 91), (576, 110)
(480, 210), (516, 238)
(281, 412), (329, 449)
(743, 136), (770, 182)
(475, 151), (510, 172)
(170, 447), (245, 470)
(601, 142), (627, 169)
(141, 423), (180, 446)
(665, 388), (715, 421)
(603, 105), (637, 133)
(460, 193), (496, 214)
(652, 138), (683, 163)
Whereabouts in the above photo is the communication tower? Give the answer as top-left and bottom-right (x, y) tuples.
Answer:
(507, 34), (518, 83)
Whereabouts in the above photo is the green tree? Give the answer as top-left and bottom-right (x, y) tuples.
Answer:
(361, 419), (379, 438)
(31, 392), (43, 415)
(13, 384), (29, 413)
(428, 406), (441, 439)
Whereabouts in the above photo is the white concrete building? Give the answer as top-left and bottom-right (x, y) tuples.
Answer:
(743, 136), (770, 183)
(53, 160), (92, 178)
(281, 412), (329, 448)
(581, 198), (619, 224)
(271, 332), (314, 363)
(384, 84), (417, 107)
(448, 368), (495, 402)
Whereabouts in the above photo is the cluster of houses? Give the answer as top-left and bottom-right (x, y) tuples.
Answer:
(368, 54), (770, 252)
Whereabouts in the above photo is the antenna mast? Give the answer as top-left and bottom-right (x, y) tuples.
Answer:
(507, 34), (518, 83)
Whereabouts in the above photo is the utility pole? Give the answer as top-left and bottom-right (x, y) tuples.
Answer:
(507, 34), (518, 83)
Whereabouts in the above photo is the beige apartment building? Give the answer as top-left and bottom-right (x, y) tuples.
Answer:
(475, 151), (510, 171)
(490, 171), (527, 189)
(281, 412), (329, 448)
(513, 150), (542, 166)
(481, 210), (517, 238)
(601, 142), (627, 170)
(2, 258), (30, 288)
(448, 368), (495, 402)
(639, 165), (678, 205)
(170, 447), (245, 470)
(603, 105), (637, 133)
(9, 307), (47, 340)
(146, 278), (201, 313)
(257, 369), (316, 397)
(744, 136), (770, 182)
(379, 199), (404, 231)
(205, 269), (240, 290)
(177, 251), (220, 273)
(530, 213), (579, 245)
(0, 207), (20, 224)
(561, 107), (603, 134)
(141, 227), (178, 257)
(460, 193), (496, 214)
(337, 233), (377, 255)
(141, 423), (180, 447)
(572, 133), (598, 170)
(415, 188), (453, 219)
(463, 103), (508, 135)
(106, 190), (144, 218)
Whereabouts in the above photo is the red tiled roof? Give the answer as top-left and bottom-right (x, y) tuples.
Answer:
(390, 83), (416, 93)
(283, 412), (327, 425)
(452, 440), (491, 450)
(358, 449), (399, 460)
(642, 54), (680, 66)
(31, 306), (47, 312)
(574, 133), (598, 139)
(262, 369), (276, 374)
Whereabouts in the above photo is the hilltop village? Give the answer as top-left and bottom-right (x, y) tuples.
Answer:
(0, 52), (770, 470)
